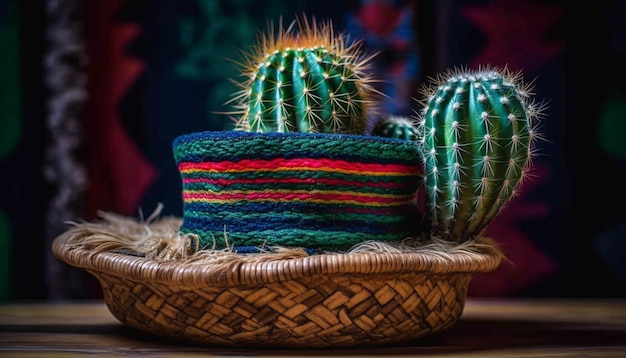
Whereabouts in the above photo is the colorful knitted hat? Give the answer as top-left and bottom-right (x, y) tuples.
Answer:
(173, 130), (422, 253)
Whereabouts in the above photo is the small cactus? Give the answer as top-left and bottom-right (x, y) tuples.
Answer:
(416, 66), (545, 243)
(227, 16), (379, 134)
(370, 115), (419, 140)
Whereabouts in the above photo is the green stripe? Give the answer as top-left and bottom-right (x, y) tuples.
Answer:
(184, 209), (410, 224)
(182, 182), (414, 195)
(184, 228), (411, 251)
(173, 132), (420, 164)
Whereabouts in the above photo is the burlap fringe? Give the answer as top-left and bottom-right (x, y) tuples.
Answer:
(57, 204), (505, 265)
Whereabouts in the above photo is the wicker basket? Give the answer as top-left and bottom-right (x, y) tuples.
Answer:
(52, 130), (503, 347)
(52, 220), (502, 348)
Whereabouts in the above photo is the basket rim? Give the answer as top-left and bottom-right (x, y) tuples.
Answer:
(52, 232), (502, 288)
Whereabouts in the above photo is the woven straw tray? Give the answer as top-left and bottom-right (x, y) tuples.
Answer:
(52, 224), (502, 348)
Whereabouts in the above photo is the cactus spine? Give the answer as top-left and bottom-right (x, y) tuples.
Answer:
(371, 115), (419, 140)
(229, 16), (378, 134)
(417, 66), (544, 242)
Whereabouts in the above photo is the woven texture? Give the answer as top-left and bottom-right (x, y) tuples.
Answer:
(172, 131), (422, 251)
(52, 232), (502, 348)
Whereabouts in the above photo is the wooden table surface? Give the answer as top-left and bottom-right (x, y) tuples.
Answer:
(0, 298), (625, 357)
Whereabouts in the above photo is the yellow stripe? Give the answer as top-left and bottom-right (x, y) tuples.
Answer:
(181, 167), (415, 176)
(185, 197), (413, 206)
(185, 189), (407, 199)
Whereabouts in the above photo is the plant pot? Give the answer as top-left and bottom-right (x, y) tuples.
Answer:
(172, 131), (422, 252)
(52, 216), (502, 348)
(51, 130), (503, 348)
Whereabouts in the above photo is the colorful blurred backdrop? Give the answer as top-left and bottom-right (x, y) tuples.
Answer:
(1, 0), (625, 300)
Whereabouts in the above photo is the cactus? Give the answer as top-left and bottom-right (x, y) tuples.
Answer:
(227, 16), (379, 134)
(416, 66), (545, 243)
(370, 115), (419, 140)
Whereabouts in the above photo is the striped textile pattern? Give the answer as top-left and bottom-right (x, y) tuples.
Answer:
(173, 131), (421, 252)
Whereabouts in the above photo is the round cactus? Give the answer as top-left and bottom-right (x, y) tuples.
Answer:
(227, 16), (379, 134)
(416, 66), (545, 243)
(370, 115), (419, 140)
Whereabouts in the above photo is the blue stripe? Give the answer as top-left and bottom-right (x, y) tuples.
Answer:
(181, 215), (407, 235)
(181, 201), (401, 214)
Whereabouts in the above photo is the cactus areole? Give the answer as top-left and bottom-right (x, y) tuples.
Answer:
(228, 16), (378, 134)
(371, 115), (419, 141)
(418, 67), (542, 243)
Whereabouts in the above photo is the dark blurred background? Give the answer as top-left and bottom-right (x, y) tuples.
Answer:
(1, 0), (625, 301)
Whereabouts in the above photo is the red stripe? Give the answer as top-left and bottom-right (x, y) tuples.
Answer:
(182, 177), (407, 189)
(178, 157), (415, 174)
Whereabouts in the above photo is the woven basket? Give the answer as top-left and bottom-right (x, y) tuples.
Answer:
(51, 218), (502, 348)
(51, 130), (503, 347)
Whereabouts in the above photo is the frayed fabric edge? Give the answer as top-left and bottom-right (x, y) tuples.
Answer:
(57, 206), (505, 266)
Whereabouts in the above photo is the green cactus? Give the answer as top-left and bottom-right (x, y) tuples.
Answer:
(227, 16), (379, 134)
(370, 115), (419, 140)
(416, 66), (545, 243)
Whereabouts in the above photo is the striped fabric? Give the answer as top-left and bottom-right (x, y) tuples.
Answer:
(172, 131), (421, 252)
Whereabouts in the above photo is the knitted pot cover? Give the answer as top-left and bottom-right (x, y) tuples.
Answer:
(172, 131), (421, 252)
